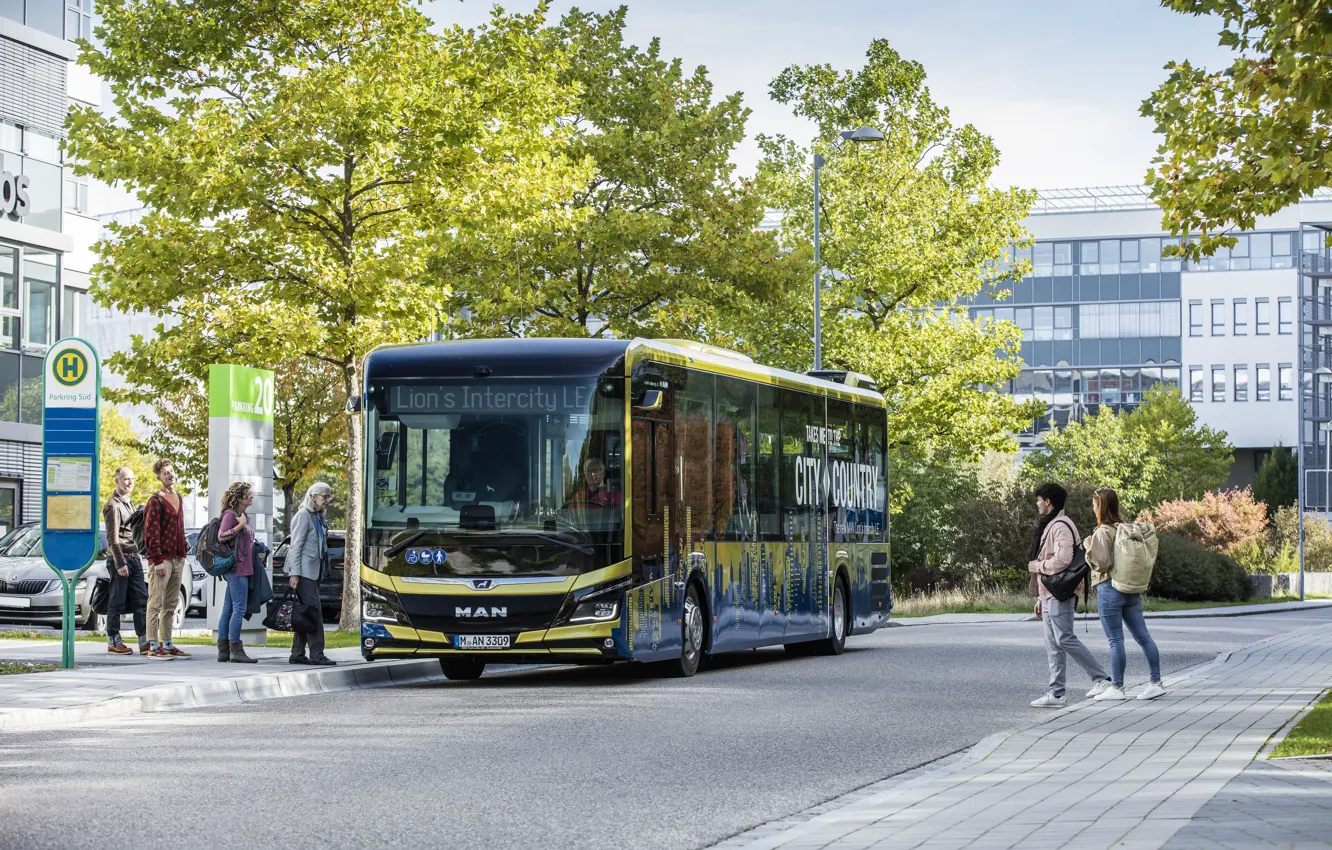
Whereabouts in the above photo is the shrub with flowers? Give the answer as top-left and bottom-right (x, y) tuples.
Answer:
(1141, 488), (1268, 554)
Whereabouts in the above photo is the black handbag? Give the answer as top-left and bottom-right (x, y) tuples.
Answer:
(91, 576), (111, 615)
(1040, 518), (1090, 603)
(263, 588), (295, 631)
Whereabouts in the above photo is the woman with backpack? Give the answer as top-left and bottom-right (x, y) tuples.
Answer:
(215, 481), (259, 664)
(1085, 487), (1167, 702)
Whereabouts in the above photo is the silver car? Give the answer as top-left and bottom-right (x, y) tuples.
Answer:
(0, 523), (193, 632)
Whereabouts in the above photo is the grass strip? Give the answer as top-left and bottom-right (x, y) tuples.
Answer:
(0, 662), (60, 675)
(1273, 690), (1332, 758)
(0, 629), (362, 649)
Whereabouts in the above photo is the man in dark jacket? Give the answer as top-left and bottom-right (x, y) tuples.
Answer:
(103, 467), (149, 655)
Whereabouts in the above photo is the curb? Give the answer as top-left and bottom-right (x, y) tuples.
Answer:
(0, 658), (445, 733)
(888, 601), (1332, 627)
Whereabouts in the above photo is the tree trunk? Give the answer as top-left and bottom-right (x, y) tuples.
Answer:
(281, 483), (296, 538)
(338, 356), (364, 632)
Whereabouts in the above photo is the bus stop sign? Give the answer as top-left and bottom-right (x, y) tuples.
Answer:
(41, 338), (101, 572)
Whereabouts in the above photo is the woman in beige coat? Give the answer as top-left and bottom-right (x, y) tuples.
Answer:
(1085, 487), (1166, 702)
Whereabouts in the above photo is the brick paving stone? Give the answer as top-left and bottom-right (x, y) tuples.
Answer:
(712, 625), (1332, 850)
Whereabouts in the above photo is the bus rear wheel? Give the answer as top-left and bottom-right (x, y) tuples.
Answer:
(439, 658), (486, 680)
(664, 583), (704, 678)
(814, 576), (850, 656)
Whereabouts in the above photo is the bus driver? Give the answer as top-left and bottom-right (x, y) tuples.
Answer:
(565, 458), (621, 509)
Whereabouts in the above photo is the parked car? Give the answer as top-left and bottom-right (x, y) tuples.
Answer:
(271, 529), (345, 621)
(185, 528), (206, 616)
(0, 523), (193, 632)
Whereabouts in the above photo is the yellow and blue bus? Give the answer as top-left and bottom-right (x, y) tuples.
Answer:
(358, 338), (891, 679)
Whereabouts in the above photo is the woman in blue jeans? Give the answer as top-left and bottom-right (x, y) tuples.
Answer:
(216, 481), (259, 664)
(1085, 487), (1166, 701)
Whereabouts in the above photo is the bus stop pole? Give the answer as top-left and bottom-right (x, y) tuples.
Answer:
(49, 564), (89, 669)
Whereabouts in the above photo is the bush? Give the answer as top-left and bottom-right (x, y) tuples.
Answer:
(1150, 532), (1253, 602)
(1271, 506), (1332, 572)
(1143, 488), (1267, 554)
(1254, 446), (1297, 519)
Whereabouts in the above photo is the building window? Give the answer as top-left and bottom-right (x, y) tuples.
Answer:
(1279, 364), (1294, 401)
(1211, 300), (1225, 335)
(1189, 300), (1203, 337)
(66, 0), (93, 42)
(1054, 306), (1073, 340)
(63, 171), (89, 215)
(1212, 366), (1226, 402)
(0, 121), (62, 232)
(1256, 298), (1271, 335)
(1234, 365), (1248, 402)
(61, 287), (88, 339)
(1279, 297), (1293, 334)
(1233, 299), (1248, 335)
(1189, 367), (1203, 403)
(22, 252), (56, 348)
(1257, 364), (1271, 401)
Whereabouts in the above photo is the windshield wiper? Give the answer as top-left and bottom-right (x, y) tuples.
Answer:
(384, 531), (428, 558)
(526, 534), (594, 556)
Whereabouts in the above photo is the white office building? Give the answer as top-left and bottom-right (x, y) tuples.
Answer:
(0, 0), (99, 535)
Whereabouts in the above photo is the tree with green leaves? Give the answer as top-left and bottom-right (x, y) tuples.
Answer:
(1143, 1), (1332, 259)
(68, 0), (583, 629)
(1021, 407), (1163, 513)
(99, 406), (155, 504)
(1023, 385), (1233, 511)
(442, 6), (799, 340)
(1125, 384), (1233, 505)
(1254, 445), (1298, 518)
(744, 40), (1040, 461)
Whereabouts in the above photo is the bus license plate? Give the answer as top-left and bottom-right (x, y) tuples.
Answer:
(453, 634), (510, 649)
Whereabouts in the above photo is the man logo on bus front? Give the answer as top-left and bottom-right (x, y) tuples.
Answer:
(471, 579), (493, 590)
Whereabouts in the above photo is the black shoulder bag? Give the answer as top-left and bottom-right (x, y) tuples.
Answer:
(1039, 518), (1090, 604)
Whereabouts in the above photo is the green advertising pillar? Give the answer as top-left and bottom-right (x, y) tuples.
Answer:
(206, 364), (275, 644)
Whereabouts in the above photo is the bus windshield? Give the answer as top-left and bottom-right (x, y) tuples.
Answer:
(368, 378), (625, 542)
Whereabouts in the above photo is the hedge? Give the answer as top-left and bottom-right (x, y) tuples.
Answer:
(1149, 531), (1253, 602)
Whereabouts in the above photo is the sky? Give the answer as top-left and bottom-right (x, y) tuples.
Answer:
(424, 0), (1234, 191)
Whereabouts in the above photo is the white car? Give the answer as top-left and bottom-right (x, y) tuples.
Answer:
(0, 524), (193, 632)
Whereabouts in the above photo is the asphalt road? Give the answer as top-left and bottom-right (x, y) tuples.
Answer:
(3, 608), (1330, 850)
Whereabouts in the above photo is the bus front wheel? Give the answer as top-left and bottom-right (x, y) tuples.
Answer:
(814, 576), (850, 656)
(439, 658), (486, 680)
(664, 583), (704, 678)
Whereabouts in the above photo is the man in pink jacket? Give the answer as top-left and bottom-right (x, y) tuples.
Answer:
(1027, 483), (1110, 707)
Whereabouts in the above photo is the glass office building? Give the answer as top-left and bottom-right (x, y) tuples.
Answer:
(974, 185), (1322, 488)
(0, 0), (100, 535)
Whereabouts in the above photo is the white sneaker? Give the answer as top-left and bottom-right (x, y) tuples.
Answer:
(1137, 682), (1167, 701)
(1094, 685), (1127, 702)
(1086, 679), (1112, 698)
(1031, 693), (1066, 708)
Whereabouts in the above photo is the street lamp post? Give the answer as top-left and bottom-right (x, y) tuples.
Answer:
(812, 126), (886, 371)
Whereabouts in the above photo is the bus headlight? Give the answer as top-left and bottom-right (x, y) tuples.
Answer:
(361, 583), (407, 626)
(570, 600), (618, 623)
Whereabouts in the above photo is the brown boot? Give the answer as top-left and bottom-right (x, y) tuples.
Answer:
(228, 640), (257, 664)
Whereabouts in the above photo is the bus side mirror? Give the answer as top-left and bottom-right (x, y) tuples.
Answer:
(634, 389), (663, 411)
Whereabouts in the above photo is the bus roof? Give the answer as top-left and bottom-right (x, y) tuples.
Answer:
(364, 338), (886, 407)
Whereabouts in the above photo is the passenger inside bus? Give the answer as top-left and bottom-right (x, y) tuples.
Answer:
(564, 458), (622, 509)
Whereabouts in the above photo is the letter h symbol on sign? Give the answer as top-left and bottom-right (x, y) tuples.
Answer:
(60, 357), (79, 380)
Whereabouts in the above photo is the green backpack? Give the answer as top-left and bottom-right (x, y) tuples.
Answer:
(1112, 521), (1158, 594)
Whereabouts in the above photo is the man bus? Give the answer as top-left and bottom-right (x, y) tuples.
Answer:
(359, 338), (891, 679)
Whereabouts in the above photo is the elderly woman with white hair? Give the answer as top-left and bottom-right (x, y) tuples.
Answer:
(286, 481), (335, 666)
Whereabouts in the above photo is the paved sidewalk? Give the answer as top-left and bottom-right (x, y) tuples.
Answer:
(891, 599), (1332, 627)
(714, 623), (1332, 850)
(0, 638), (449, 731)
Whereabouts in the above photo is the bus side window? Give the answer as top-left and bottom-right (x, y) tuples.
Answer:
(826, 399), (854, 541)
(853, 405), (888, 543)
(756, 385), (781, 540)
(714, 376), (755, 541)
(778, 388), (817, 538)
(675, 369), (714, 542)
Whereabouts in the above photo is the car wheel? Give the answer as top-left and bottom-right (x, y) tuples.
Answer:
(80, 608), (100, 632)
(663, 583), (704, 678)
(439, 659), (486, 680)
(814, 575), (850, 656)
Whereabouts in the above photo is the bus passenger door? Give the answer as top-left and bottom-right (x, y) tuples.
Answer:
(629, 405), (677, 660)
